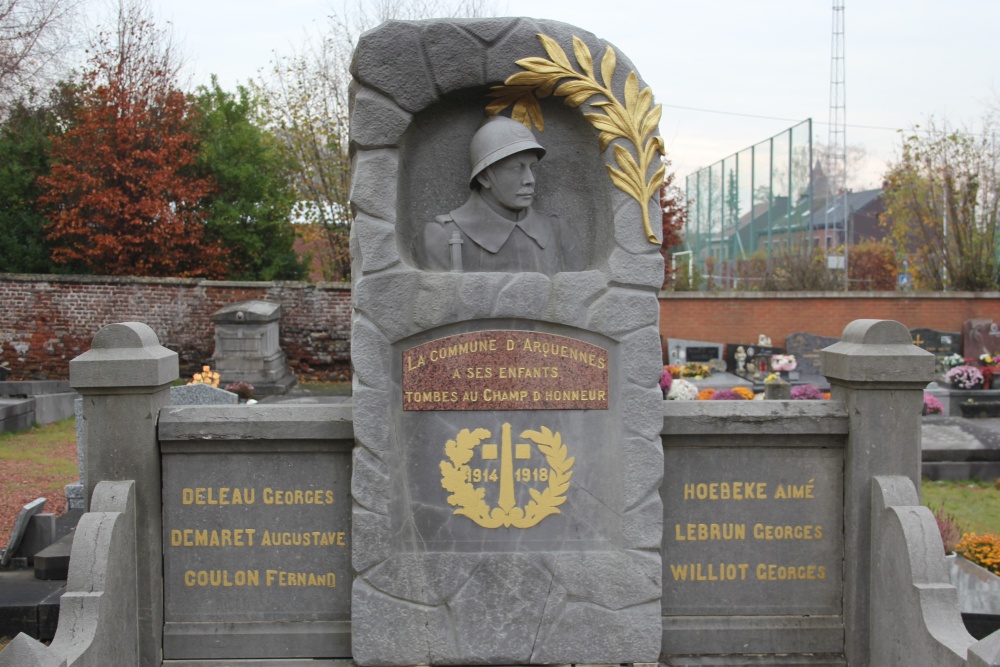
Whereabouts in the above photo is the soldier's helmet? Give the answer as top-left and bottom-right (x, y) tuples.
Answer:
(468, 116), (546, 188)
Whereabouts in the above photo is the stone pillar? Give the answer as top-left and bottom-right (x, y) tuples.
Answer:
(821, 319), (934, 667)
(70, 322), (178, 667)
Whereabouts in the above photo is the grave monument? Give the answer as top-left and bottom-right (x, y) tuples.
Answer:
(349, 17), (665, 665)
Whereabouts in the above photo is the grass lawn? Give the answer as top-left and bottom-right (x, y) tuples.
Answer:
(921, 478), (1000, 535)
(0, 418), (78, 546)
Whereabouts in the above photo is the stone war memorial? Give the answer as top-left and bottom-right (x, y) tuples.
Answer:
(3, 15), (1000, 667)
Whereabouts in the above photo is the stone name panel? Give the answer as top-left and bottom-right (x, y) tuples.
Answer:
(402, 330), (609, 410)
(662, 446), (843, 616)
(161, 442), (351, 659)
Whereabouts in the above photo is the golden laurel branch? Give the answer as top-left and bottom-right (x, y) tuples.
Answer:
(438, 426), (574, 529)
(486, 33), (665, 245)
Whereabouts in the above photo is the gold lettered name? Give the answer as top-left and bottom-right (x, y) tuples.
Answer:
(169, 529), (348, 548)
(672, 523), (824, 541)
(180, 487), (336, 506)
(668, 562), (827, 582)
(182, 569), (338, 588)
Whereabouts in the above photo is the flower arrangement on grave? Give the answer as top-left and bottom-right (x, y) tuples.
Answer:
(763, 373), (780, 383)
(790, 384), (824, 400)
(658, 368), (673, 395)
(923, 392), (944, 415)
(945, 365), (985, 390)
(932, 507), (964, 555)
(665, 364), (682, 378)
(188, 365), (220, 388)
(224, 381), (255, 401)
(679, 362), (713, 379)
(982, 353), (997, 366)
(697, 388), (716, 401)
(711, 389), (748, 400)
(770, 354), (797, 372)
(731, 386), (756, 400)
(956, 533), (1000, 576)
(666, 378), (698, 401)
(942, 353), (965, 370)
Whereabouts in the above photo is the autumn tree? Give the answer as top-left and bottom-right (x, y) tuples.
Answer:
(39, 0), (226, 277)
(882, 117), (999, 291)
(192, 78), (305, 281)
(659, 166), (687, 288)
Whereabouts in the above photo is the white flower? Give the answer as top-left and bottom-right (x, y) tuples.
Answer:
(667, 378), (699, 401)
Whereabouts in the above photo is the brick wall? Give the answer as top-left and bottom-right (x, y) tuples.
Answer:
(659, 291), (1000, 349)
(3, 274), (997, 381)
(0, 274), (352, 382)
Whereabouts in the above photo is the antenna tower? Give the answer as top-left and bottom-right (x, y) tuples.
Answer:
(825, 0), (847, 276)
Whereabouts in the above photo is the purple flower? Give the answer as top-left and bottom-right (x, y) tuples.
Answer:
(711, 389), (744, 400)
(923, 393), (943, 415)
(659, 368), (673, 393)
(790, 384), (824, 400)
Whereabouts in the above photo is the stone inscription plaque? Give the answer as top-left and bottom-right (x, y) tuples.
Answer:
(162, 447), (351, 658)
(662, 447), (843, 616)
(402, 330), (609, 411)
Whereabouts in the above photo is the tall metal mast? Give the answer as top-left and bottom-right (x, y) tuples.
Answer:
(825, 0), (848, 282)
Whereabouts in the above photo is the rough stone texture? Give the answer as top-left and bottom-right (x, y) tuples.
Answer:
(350, 18), (663, 666)
(70, 323), (177, 667)
(169, 383), (238, 405)
(822, 319), (936, 667)
(869, 476), (973, 666)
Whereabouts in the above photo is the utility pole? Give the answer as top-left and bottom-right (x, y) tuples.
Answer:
(825, 0), (848, 288)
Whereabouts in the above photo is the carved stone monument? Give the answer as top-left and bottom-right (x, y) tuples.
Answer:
(210, 300), (296, 395)
(350, 18), (664, 665)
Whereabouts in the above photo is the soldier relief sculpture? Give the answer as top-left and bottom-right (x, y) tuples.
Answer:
(422, 115), (569, 275)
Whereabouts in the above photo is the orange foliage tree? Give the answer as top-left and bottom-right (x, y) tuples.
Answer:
(659, 165), (687, 288)
(38, 1), (225, 277)
(848, 239), (898, 290)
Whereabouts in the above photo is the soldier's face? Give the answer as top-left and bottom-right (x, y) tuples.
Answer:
(477, 152), (539, 213)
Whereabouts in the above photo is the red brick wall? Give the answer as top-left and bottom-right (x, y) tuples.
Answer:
(0, 274), (352, 381)
(3, 275), (997, 381)
(659, 291), (1000, 349)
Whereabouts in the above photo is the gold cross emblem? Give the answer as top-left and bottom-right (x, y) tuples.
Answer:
(439, 423), (574, 529)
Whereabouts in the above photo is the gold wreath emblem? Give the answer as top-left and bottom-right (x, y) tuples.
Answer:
(439, 423), (574, 529)
(486, 33), (665, 245)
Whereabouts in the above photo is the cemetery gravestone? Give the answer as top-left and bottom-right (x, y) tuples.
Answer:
(909, 327), (962, 372)
(964, 319), (1000, 361)
(350, 18), (664, 666)
(666, 338), (724, 366)
(211, 300), (296, 395)
(784, 332), (840, 378)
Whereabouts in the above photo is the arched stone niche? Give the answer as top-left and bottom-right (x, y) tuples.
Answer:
(396, 90), (612, 271)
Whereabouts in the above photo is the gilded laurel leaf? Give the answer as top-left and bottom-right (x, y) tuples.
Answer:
(515, 57), (569, 76)
(600, 45), (616, 87)
(539, 33), (574, 71)
(623, 72), (639, 115)
(488, 33), (664, 244)
(640, 103), (663, 139)
(572, 35), (594, 78)
(598, 131), (616, 152)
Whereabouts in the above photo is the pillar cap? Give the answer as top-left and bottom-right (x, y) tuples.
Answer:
(70, 322), (179, 390)
(822, 319), (934, 384)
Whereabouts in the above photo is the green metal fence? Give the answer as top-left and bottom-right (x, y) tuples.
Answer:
(682, 120), (813, 287)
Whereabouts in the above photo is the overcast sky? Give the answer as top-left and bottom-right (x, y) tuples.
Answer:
(143, 0), (998, 189)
